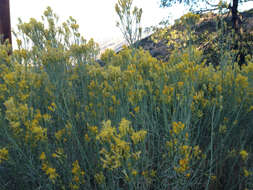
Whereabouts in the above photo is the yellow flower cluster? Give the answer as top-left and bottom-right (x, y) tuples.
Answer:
(240, 150), (248, 161)
(0, 148), (8, 163)
(141, 169), (157, 184)
(4, 97), (48, 145)
(96, 120), (116, 143)
(167, 121), (203, 178)
(243, 168), (252, 177)
(118, 118), (132, 137)
(40, 152), (59, 183)
(70, 160), (85, 190)
(170, 121), (185, 135)
(131, 130), (147, 144)
(97, 118), (146, 171)
(94, 172), (105, 185)
(175, 158), (190, 174)
(174, 144), (202, 177)
(55, 121), (72, 142)
(48, 102), (57, 112)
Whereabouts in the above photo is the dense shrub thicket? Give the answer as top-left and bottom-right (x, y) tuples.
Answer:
(0, 7), (253, 190)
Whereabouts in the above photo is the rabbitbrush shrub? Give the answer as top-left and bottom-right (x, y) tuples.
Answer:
(0, 7), (253, 190)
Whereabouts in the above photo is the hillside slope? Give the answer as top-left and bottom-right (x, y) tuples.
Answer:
(135, 8), (253, 65)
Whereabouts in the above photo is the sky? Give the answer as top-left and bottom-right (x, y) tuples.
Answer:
(9, 0), (187, 46)
(9, 0), (253, 47)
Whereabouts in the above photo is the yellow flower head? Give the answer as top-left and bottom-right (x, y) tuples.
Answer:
(46, 167), (58, 181)
(171, 121), (185, 135)
(40, 152), (46, 160)
(88, 126), (98, 134)
(72, 160), (81, 175)
(84, 134), (90, 142)
(211, 175), (216, 181)
(132, 151), (141, 160)
(96, 120), (116, 142)
(178, 81), (184, 87)
(131, 169), (138, 176)
(94, 172), (105, 184)
(0, 148), (8, 163)
(134, 106), (140, 113)
(118, 118), (132, 137)
(131, 130), (147, 144)
(240, 150), (248, 161)
(243, 168), (251, 177)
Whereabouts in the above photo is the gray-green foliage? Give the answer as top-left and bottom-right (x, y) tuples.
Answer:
(115, 0), (142, 47)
